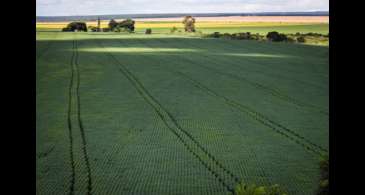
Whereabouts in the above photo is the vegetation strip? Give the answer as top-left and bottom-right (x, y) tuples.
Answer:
(96, 39), (241, 193)
(74, 39), (93, 195)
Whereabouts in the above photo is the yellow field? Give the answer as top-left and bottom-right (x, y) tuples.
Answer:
(36, 21), (319, 29)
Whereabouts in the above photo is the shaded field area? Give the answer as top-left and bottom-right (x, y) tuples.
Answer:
(36, 32), (328, 195)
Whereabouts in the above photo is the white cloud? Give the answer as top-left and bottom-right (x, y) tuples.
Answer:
(36, 0), (329, 16)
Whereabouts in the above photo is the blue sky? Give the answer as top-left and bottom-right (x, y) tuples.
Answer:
(36, 0), (329, 16)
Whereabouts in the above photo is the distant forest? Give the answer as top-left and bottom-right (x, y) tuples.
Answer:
(36, 11), (329, 22)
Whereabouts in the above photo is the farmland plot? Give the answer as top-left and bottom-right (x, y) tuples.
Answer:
(36, 32), (328, 195)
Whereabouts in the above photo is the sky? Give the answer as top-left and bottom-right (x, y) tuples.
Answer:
(36, 0), (329, 16)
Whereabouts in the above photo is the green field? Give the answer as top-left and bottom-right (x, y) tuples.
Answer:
(36, 32), (328, 195)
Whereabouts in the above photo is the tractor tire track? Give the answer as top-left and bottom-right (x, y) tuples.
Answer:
(67, 39), (76, 195)
(95, 39), (241, 194)
(74, 39), (93, 195)
(174, 70), (327, 156)
(156, 37), (328, 115)
(132, 38), (327, 154)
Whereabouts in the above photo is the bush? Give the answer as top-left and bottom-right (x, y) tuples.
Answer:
(102, 28), (110, 32)
(266, 31), (288, 42)
(145, 28), (152, 34)
(317, 156), (329, 195)
(88, 26), (98, 32)
(297, 36), (306, 43)
(170, 26), (178, 33)
(235, 182), (287, 195)
(63, 22), (87, 32)
(212, 32), (221, 38)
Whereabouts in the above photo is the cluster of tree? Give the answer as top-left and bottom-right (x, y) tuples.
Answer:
(108, 19), (135, 32)
(62, 22), (87, 32)
(182, 16), (196, 32)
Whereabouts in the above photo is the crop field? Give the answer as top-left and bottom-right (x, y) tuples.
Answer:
(36, 19), (329, 35)
(36, 31), (328, 195)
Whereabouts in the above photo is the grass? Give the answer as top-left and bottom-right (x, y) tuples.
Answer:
(37, 32), (328, 195)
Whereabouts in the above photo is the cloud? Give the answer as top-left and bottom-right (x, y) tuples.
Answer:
(36, 0), (329, 16)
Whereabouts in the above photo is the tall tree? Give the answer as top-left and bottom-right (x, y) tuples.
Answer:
(182, 16), (196, 32)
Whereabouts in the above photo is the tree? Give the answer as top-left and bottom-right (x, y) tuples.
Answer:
(182, 16), (196, 32)
(108, 19), (135, 32)
(62, 22), (87, 32)
(108, 19), (118, 30)
(266, 31), (287, 42)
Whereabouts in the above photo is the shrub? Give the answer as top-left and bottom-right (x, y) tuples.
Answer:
(145, 28), (152, 34)
(182, 16), (196, 32)
(235, 182), (287, 195)
(102, 28), (110, 32)
(212, 32), (221, 38)
(266, 31), (288, 42)
(62, 27), (71, 32)
(63, 22), (87, 32)
(317, 156), (329, 195)
(170, 26), (178, 33)
(297, 36), (306, 43)
(88, 26), (98, 32)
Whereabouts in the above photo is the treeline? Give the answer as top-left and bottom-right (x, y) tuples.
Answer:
(204, 31), (329, 43)
(62, 19), (136, 32)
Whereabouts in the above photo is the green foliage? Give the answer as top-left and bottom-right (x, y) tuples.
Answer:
(37, 32), (328, 194)
(145, 28), (152, 34)
(297, 36), (306, 43)
(62, 22), (87, 32)
(88, 26), (98, 32)
(317, 155), (329, 195)
(108, 18), (135, 32)
(170, 26), (178, 33)
(235, 182), (287, 195)
(266, 31), (288, 42)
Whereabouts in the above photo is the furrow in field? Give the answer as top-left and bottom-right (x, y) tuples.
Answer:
(74, 39), (93, 195)
(134, 37), (327, 154)
(96, 39), (241, 194)
(174, 70), (326, 157)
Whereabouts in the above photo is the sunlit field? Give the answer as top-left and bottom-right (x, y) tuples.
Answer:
(36, 19), (329, 35)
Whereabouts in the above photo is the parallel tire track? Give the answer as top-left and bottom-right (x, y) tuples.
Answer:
(74, 39), (93, 195)
(155, 38), (328, 115)
(95, 40), (240, 194)
(174, 70), (327, 156)
(67, 39), (76, 195)
(131, 38), (327, 154)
